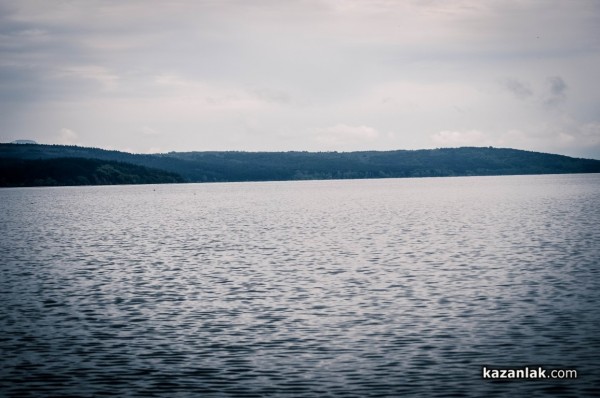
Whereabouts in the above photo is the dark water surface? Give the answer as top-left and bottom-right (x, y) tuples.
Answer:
(1, 174), (599, 397)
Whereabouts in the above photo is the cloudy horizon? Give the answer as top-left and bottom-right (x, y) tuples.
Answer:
(1, 0), (599, 158)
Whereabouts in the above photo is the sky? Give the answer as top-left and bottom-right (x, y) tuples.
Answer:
(1, 0), (599, 158)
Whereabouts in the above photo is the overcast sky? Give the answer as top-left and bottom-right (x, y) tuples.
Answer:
(1, 0), (599, 157)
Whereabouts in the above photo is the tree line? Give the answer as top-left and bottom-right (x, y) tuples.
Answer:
(0, 157), (183, 187)
(1, 143), (599, 186)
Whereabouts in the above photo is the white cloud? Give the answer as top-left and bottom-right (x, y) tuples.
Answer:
(153, 73), (277, 111)
(431, 130), (488, 147)
(145, 147), (164, 154)
(140, 126), (160, 136)
(57, 128), (78, 145)
(57, 66), (119, 91)
(557, 132), (575, 144)
(488, 120), (600, 158)
(313, 124), (381, 150)
(548, 121), (600, 157)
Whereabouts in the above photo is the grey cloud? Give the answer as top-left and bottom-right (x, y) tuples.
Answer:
(503, 78), (533, 100)
(0, 62), (118, 103)
(544, 76), (567, 107)
(0, 1), (599, 158)
(251, 88), (292, 104)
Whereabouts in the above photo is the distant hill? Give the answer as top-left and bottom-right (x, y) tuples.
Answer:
(1, 143), (599, 186)
(0, 157), (184, 187)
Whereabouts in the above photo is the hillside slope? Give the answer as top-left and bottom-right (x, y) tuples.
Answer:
(1, 143), (599, 183)
(0, 157), (184, 187)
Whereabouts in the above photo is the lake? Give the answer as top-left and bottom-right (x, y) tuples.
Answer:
(1, 174), (599, 397)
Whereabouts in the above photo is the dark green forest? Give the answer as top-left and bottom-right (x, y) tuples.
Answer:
(0, 157), (184, 187)
(1, 143), (599, 187)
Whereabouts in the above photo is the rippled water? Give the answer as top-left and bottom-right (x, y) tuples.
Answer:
(1, 174), (599, 397)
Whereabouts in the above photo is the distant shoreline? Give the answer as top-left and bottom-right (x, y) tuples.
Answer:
(2, 143), (600, 187)
(3, 172), (600, 190)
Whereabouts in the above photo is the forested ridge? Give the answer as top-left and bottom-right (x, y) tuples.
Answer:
(1, 143), (599, 186)
(0, 157), (183, 187)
